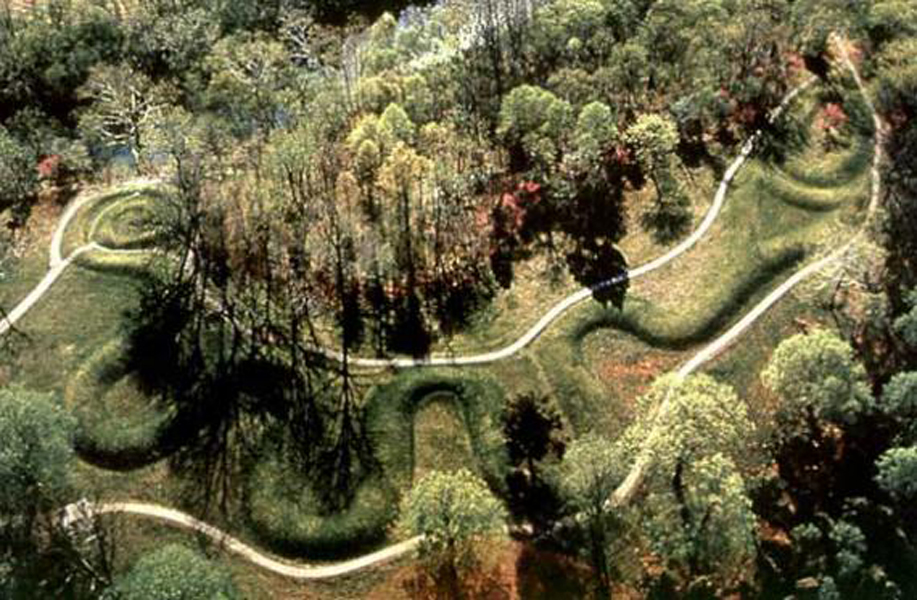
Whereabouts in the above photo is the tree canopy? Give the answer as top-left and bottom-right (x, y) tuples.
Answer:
(762, 329), (874, 434)
(105, 544), (240, 600)
(0, 126), (37, 224)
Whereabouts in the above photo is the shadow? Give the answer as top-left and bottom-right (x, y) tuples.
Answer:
(570, 246), (806, 351)
(401, 560), (513, 600)
(493, 169), (631, 307)
(515, 544), (590, 600)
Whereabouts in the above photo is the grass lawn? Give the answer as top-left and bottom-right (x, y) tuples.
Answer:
(464, 80), (873, 443)
(412, 394), (476, 481)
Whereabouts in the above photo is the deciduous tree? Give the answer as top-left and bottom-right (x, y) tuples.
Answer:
(558, 433), (625, 592)
(625, 113), (691, 242)
(0, 386), (76, 595)
(0, 126), (37, 225)
(762, 329), (874, 437)
(399, 469), (506, 598)
(644, 453), (756, 592)
(77, 63), (173, 169)
(105, 544), (240, 600)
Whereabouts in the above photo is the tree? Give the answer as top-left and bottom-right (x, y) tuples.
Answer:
(0, 8), (125, 126)
(0, 386), (77, 595)
(77, 63), (173, 169)
(787, 513), (895, 599)
(205, 31), (292, 141)
(503, 393), (565, 477)
(643, 453), (756, 593)
(379, 102), (416, 146)
(498, 84), (573, 171)
(105, 544), (240, 600)
(610, 374), (758, 590)
(876, 446), (917, 501)
(893, 288), (917, 349)
(0, 386), (75, 532)
(623, 374), (754, 476)
(625, 113), (691, 242)
(376, 141), (435, 355)
(570, 101), (617, 173)
(398, 469), (506, 598)
(877, 38), (917, 310)
(530, 0), (608, 68)
(0, 126), (37, 225)
(125, 1), (219, 82)
(868, 0), (917, 47)
(621, 375), (756, 585)
(625, 113), (678, 175)
(502, 393), (566, 533)
(558, 433), (625, 593)
(762, 329), (874, 436)
(881, 371), (917, 444)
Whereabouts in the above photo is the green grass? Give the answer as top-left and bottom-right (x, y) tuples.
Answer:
(780, 134), (873, 188)
(92, 196), (164, 250)
(73, 249), (154, 276)
(65, 337), (173, 464)
(412, 396), (476, 481)
(63, 187), (168, 257)
(759, 163), (870, 212)
(416, 170), (720, 358)
(246, 461), (398, 559)
(243, 370), (509, 558)
(7, 267), (141, 390)
(0, 75), (879, 587)
(0, 203), (58, 311)
(453, 81), (874, 442)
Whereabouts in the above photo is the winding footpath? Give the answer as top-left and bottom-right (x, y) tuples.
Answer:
(0, 80), (812, 360)
(321, 78), (816, 368)
(4, 44), (882, 583)
(0, 181), (157, 337)
(610, 38), (885, 506)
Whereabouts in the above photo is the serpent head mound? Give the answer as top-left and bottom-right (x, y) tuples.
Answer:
(91, 195), (165, 251)
(65, 187), (172, 274)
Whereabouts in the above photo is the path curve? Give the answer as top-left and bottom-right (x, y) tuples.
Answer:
(1, 81), (811, 363)
(609, 37), (884, 507)
(61, 501), (422, 581)
(0, 182), (159, 336)
(16, 40), (877, 584)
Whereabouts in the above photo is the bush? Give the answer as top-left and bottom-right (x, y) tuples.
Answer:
(105, 544), (240, 600)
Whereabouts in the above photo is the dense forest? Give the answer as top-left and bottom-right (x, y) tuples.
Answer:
(2, 0), (917, 598)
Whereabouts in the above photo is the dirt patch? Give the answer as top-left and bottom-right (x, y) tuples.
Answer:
(597, 353), (682, 405)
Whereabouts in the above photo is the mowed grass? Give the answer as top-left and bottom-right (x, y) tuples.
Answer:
(6, 266), (141, 390)
(243, 370), (509, 559)
(3, 258), (186, 504)
(0, 75), (878, 600)
(62, 186), (167, 257)
(412, 394), (476, 481)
